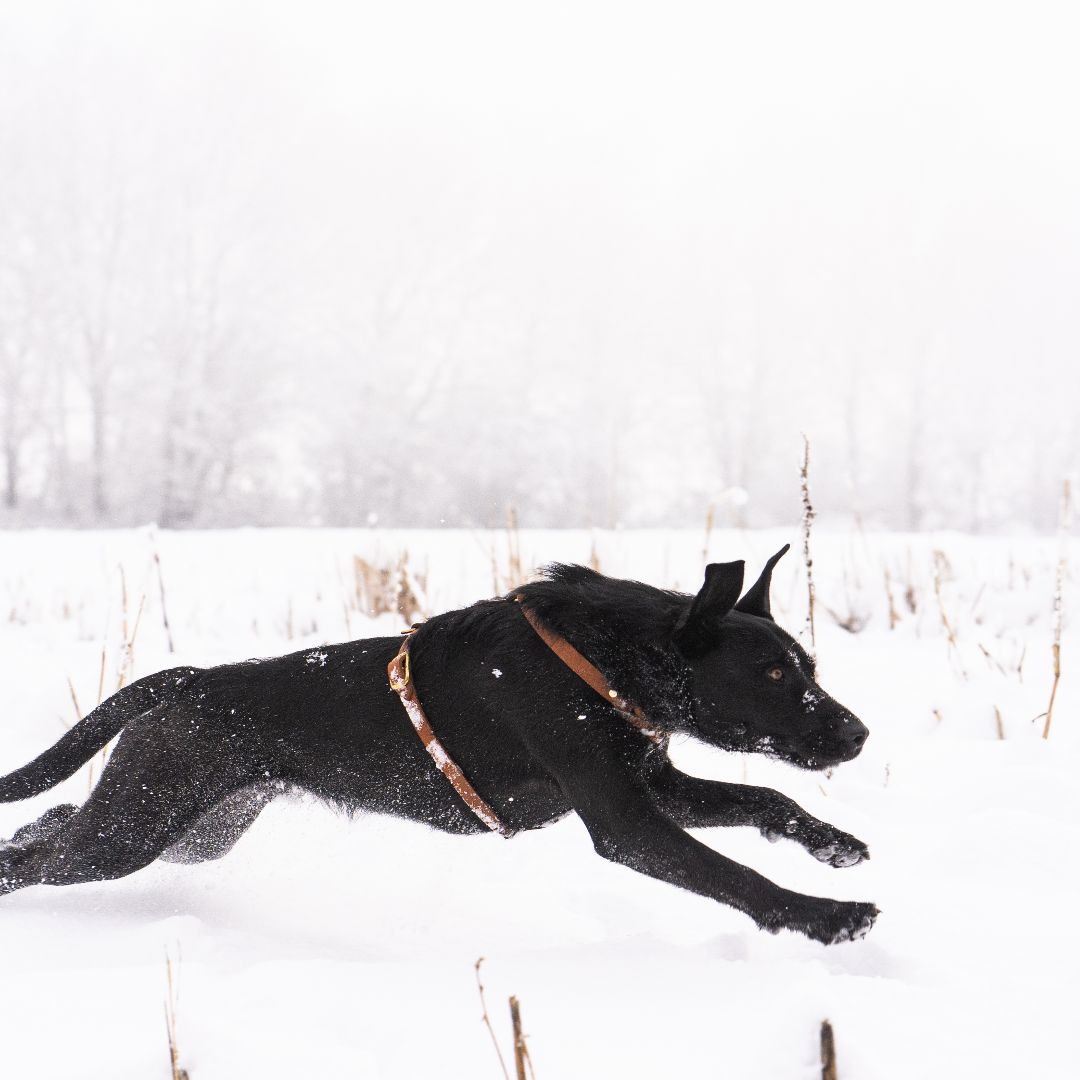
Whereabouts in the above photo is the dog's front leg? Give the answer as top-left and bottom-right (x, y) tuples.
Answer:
(540, 743), (868, 937)
(521, 723), (875, 943)
(648, 764), (870, 868)
(569, 776), (875, 944)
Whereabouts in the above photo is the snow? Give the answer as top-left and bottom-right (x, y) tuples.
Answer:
(0, 527), (1077, 1078)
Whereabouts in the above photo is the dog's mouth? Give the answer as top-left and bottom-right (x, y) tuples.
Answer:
(745, 734), (867, 773)
(734, 735), (824, 770)
(720, 718), (868, 771)
(790, 738), (868, 772)
(765, 746), (840, 772)
(721, 731), (821, 766)
(789, 751), (847, 771)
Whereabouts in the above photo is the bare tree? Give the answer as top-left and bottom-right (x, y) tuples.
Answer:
(51, 182), (130, 521)
(0, 258), (45, 509)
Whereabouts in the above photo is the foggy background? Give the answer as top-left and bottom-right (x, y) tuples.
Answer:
(1, 1), (1077, 532)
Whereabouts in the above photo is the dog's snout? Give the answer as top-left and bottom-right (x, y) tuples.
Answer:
(824, 713), (866, 741)
(844, 718), (869, 752)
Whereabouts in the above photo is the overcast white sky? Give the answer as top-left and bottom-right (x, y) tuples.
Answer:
(1, 1), (1078, 527)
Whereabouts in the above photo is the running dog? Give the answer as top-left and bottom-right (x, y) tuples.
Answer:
(1, 547), (877, 943)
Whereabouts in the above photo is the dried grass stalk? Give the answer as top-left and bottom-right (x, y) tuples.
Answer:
(66, 676), (82, 723)
(153, 546), (176, 653)
(589, 537), (602, 573)
(820, 1019), (838, 1080)
(883, 566), (899, 630)
(474, 958), (510, 1080)
(702, 502), (715, 564)
(354, 553), (429, 624)
(800, 434), (817, 656)
(508, 995), (535, 1080)
(506, 507), (523, 590)
(96, 640), (107, 708)
(933, 549), (967, 679)
(164, 948), (189, 1080)
(115, 594), (145, 693)
(1043, 478), (1071, 739)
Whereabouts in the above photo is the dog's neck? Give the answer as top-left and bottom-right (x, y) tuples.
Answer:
(512, 568), (695, 734)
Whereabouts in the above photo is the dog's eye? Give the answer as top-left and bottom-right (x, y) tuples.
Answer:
(766, 666), (784, 682)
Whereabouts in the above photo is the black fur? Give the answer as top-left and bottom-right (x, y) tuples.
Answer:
(0, 550), (877, 944)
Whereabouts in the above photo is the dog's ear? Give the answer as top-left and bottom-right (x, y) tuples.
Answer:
(674, 561), (744, 657)
(734, 544), (791, 620)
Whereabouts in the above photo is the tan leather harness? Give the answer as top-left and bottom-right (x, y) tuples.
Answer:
(386, 597), (664, 837)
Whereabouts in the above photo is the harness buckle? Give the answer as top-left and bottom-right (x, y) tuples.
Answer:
(388, 649), (411, 692)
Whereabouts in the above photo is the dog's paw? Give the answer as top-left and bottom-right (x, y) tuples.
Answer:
(811, 830), (870, 868)
(764, 816), (870, 867)
(760, 896), (879, 944)
(828, 901), (879, 943)
(808, 900), (879, 945)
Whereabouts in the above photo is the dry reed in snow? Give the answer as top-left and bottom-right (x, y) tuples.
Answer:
(1043, 478), (1071, 738)
(474, 958), (511, 1080)
(800, 434), (817, 656)
(164, 948), (189, 1080)
(820, 1019), (837, 1080)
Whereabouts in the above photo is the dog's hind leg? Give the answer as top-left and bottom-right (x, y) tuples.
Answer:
(2, 714), (262, 897)
(159, 783), (277, 865)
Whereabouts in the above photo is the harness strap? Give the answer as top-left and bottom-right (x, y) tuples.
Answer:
(387, 631), (510, 838)
(386, 601), (664, 837)
(513, 598), (665, 744)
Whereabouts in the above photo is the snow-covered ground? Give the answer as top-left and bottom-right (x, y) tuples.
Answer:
(0, 527), (1076, 1079)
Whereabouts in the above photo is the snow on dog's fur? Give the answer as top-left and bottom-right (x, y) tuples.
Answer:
(1, 547), (875, 943)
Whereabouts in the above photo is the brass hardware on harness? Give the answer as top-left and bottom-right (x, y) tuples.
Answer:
(387, 632), (509, 838)
(389, 649), (410, 691)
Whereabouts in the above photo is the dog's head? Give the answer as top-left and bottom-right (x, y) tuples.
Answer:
(674, 546), (868, 770)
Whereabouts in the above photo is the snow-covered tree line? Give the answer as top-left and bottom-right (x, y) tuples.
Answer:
(1, 6), (1077, 533)
(0, 140), (1074, 533)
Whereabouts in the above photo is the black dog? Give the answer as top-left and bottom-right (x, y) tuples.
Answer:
(1, 547), (878, 944)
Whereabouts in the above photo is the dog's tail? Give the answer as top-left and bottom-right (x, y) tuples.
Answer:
(0, 666), (199, 803)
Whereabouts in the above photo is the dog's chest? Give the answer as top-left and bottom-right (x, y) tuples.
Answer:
(506, 776), (574, 826)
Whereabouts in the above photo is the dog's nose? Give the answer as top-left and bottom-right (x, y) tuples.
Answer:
(843, 718), (869, 753)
